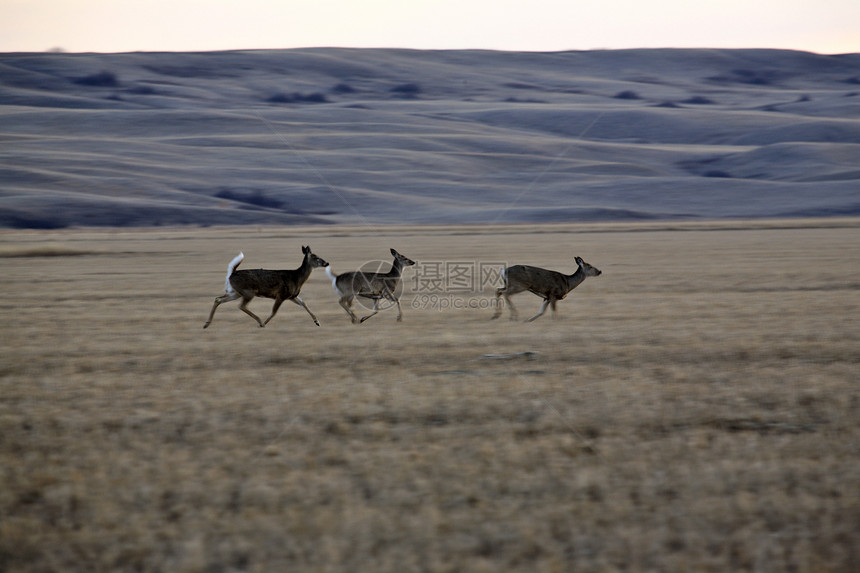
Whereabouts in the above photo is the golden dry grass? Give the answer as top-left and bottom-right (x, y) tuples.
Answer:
(2, 220), (859, 572)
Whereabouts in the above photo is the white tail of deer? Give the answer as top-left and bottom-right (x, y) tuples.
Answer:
(203, 246), (329, 329)
(491, 256), (601, 322)
(326, 248), (416, 323)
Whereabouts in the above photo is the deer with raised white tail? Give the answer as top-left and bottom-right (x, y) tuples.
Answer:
(326, 248), (416, 324)
(203, 246), (329, 329)
(491, 256), (601, 322)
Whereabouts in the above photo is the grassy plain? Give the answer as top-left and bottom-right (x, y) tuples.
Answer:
(1, 220), (859, 572)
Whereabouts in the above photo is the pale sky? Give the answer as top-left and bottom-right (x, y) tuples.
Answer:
(1, 0), (858, 54)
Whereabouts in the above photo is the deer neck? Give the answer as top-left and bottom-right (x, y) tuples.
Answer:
(295, 255), (314, 282)
(387, 258), (403, 278)
(565, 266), (586, 291)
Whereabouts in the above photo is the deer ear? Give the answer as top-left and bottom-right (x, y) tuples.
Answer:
(575, 256), (583, 265)
(390, 248), (397, 256)
(303, 246), (310, 254)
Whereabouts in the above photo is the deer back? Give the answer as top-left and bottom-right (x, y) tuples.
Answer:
(336, 270), (397, 298)
(507, 265), (572, 299)
(230, 268), (307, 299)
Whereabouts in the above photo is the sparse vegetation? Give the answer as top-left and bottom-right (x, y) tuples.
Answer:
(708, 68), (784, 86)
(4, 215), (68, 230)
(72, 71), (120, 88)
(266, 92), (329, 104)
(613, 90), (641, 100)
(682, 95), (715, 105)
(2, 221), (858, 572)
(730, 68), (781, 86)
(332, 83), (356, 94)
(503, 82), (538, 90)
(390, 83), (422, 98)
(503, 97), (548, 104)
(215, 188), (284, 209)
(127, 84), (158, 95)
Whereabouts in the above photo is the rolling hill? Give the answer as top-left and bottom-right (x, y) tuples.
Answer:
(1, 48), (859, 228)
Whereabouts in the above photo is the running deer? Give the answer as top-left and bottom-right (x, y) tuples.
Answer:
(203, 246), (329, 329)
(491, 256), (601, 322)
(326, 248), (416, 323)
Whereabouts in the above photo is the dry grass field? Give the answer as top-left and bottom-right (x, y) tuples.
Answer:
(1, 220), (859, 572)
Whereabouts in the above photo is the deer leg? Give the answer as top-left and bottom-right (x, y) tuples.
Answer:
(550, 299), (558, 319)
(203, 292), (239, 329)
(291, 296), (320, 326)
(238, 297), (265, 327)
(359, 299), (380, 323)
(526, 299), (549, 322)
(339, 296), (359, 323)
(504, 293), (519, 321)
(380, 290), (404, 322)
(261, 298), (285, 326)
(491, 287), (504, 319)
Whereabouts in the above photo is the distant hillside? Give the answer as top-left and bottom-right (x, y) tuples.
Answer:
(1, 48), (859, 228)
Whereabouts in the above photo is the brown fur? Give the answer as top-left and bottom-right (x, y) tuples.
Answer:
(203, 246), (328, 328)
(492, 256), (601, 321)
(329, 248), (416, 324)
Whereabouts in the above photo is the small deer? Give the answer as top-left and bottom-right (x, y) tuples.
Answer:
(326, 248), (416, 323)
(203, 246), (329, 329)
(491, 256), (601, 322)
